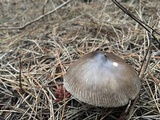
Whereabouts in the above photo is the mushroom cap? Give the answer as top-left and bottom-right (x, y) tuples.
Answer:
(64, 51), (141, 107)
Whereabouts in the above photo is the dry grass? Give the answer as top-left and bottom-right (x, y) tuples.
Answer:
(0, 0), (160, 120)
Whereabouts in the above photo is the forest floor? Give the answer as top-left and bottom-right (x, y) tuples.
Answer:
(0, 0), (160, 120)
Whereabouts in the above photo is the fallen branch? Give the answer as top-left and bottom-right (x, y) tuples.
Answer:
(0, 0), (71, 30)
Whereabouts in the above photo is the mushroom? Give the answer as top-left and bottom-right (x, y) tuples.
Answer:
(64, 51), (141, 107)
